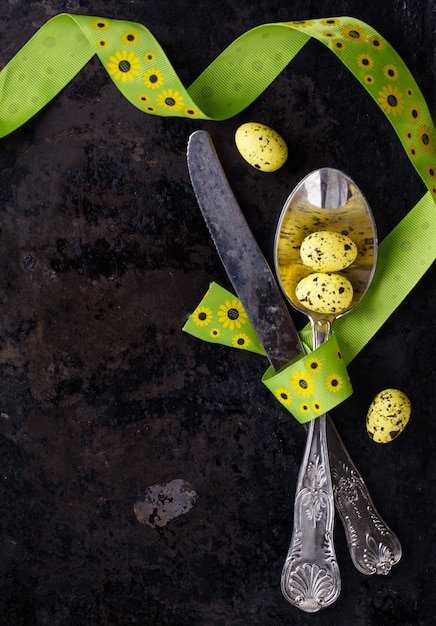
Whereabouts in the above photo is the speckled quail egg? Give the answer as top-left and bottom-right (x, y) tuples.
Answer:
(235, 122), (288, 172)
(300, 230), (358, 272)
(366, 389), (411, 443)
(295, 272), (354, 315)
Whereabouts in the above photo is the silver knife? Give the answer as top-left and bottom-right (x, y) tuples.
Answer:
(186, 130), (402, 588)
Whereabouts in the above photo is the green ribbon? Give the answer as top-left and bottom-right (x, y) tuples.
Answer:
(183, 282), (267, 356)
(262, 333), (352, 424)
(183, 282), (352, 424)
(1, 14), (435, 418)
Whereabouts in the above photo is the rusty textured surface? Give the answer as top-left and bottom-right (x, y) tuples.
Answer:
(0, 1), (435, 624)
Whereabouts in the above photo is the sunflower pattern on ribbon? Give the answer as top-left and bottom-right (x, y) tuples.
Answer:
(183, 283), (352, 424)
(261, 332), (352, 424)
(88, 16), (202, 119)
(183, 282), (266, 355)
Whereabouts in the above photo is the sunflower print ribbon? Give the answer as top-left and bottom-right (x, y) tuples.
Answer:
(183, 282), (352, 424)
(183, 283), (267, 356)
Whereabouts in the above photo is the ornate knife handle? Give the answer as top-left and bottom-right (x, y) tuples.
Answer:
(281, 414), (340, 613)
(326, 418), (402, 575)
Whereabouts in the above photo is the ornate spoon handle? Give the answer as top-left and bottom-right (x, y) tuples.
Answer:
(326, 418), (402, 574)
(282, 320), (341, 612)
(281, 413), (340, 613)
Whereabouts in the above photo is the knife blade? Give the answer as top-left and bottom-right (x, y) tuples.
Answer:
(187, 130), (304, 371)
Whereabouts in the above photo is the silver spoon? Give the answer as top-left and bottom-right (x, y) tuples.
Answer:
(274, 168), (377, 612)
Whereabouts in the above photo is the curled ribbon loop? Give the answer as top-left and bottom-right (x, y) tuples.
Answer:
(1, 15), (435, 202)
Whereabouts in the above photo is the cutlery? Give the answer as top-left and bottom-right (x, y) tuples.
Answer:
(186, 130), (402, 610)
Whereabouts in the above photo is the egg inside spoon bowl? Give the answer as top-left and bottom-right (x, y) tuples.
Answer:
(275, 168), (377, 322)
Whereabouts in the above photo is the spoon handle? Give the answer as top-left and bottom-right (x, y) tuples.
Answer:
(281, 321), (340, 612)
(281, 414), (340, 612)
(326, 417), (402, 574)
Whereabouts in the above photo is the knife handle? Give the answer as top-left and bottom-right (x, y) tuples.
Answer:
(326, 417), (402, 575)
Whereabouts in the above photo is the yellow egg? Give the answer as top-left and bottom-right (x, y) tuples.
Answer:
(277, 263), (313, 301)
(300, 231), (358, 272)
(366, 389), (411, 443)
(235, 123), (288, 172)
(295, 272), (353, 315)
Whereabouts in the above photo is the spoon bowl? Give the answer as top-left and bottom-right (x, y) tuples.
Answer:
(274, 168), (377, 612)
(275, 167), (377, 326)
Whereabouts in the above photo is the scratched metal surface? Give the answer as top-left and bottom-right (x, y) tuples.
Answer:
(0, 1), (434, 624)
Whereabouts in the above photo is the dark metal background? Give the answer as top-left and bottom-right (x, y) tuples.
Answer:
(0, 1), (434, 624)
